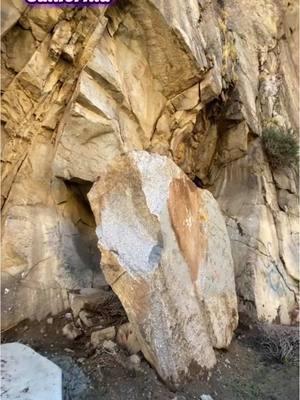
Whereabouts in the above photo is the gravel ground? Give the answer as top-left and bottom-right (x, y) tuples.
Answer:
(2, 313), (299, 400)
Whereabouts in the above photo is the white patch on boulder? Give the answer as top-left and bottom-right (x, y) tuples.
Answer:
(88, 151), (238, 386)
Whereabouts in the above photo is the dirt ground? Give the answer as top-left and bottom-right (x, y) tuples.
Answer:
(1, 313), (299, 400)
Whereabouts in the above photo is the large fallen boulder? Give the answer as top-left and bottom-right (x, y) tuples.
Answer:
(88, 151), (238, 386)
(1, 343), (62, 400)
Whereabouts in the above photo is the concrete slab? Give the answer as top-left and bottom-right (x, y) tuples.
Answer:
(1, 342), (62, 400)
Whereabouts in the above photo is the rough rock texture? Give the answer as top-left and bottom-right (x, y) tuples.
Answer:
(116, 323), (142, 355)
(69, 287), (112, 318)
(1, 0), (299, 330)
(1, 5), (108, 330)
(91, 326), (116, 347)
(88, 151), (238, 385)
(1, 342), (62, 400)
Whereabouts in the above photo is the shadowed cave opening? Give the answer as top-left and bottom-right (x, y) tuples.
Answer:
(62, 178), (107, 289)
(64, 178), (127, 326)
(62, 178), (129, 329)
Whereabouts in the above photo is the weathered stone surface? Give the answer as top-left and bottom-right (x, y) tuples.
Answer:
(102, 339), (117, 353)
(62, 322), (82, 341)
(1, 0), (299, 331)
(128, 354), (141, 370)
(273, 168), (297, 193)
(1, 0), (25, 38)
(116, 323), (141, 355)
(88, 151), (238, 385)
(91, 326), (116, 347)
(1, 8), (108, 331)
(2, 25), (37, 73)
(200, 66), (222, 105)
(218, 121), (249, 163)
(171, 84), (200, 111)
(52, 100), (124, 182)
(210, 142), (299, 324)
(78, 310), (95, 328)
(1, 179), (103, 330)
(69, 288), (113, 318)
(1, 343), (62, 400)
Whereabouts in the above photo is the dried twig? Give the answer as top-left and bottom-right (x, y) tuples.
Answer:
(257, 324), (299, 365)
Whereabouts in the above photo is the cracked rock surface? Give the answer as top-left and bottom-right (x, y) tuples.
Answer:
(88, 151), (238, 385)
(1, 0), (299, 333)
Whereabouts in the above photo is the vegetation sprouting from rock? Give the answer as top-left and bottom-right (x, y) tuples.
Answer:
(262, 127), (299, 169)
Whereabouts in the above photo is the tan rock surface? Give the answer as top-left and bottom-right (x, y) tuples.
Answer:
(91, 326), (116, 347)
(88, 151), (238, 385)
(1, 0), (298, 331)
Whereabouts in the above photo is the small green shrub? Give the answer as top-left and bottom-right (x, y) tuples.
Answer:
(262, 127), (299, 169)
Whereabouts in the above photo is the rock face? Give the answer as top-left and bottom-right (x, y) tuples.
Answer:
(88, 151), (238, 385)
(1, 6), (108, 330)
(1, 0), (299, 330)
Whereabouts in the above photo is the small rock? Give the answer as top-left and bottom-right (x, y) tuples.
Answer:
(76, 318), (83, 329)
(200, 395), (214, 400)
(128, 354), (141, 368)
(64, 348), (74, 353)
(47, 317), (54, 325)
(65, 312), (73, 320)
(225, 358), (230, 364)
(116, 323), (141, 354)
(102, 340), (117, 353)
(79, 310), (95, 328)
(127, 354), (141, 371)
(62, 322), (82, 340)
(200, 65), (222, 104)
(91, 326), (116, 347)
(92, 324), (103, 331)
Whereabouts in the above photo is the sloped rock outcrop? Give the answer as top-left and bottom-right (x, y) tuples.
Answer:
(1, 6), (108, 330)
(88, 151), (238, 386)
(1, 0), (299, 330)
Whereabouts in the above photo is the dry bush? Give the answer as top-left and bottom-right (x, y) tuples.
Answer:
(262, 127), (299, 169)
(256, 323), (299, 365)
